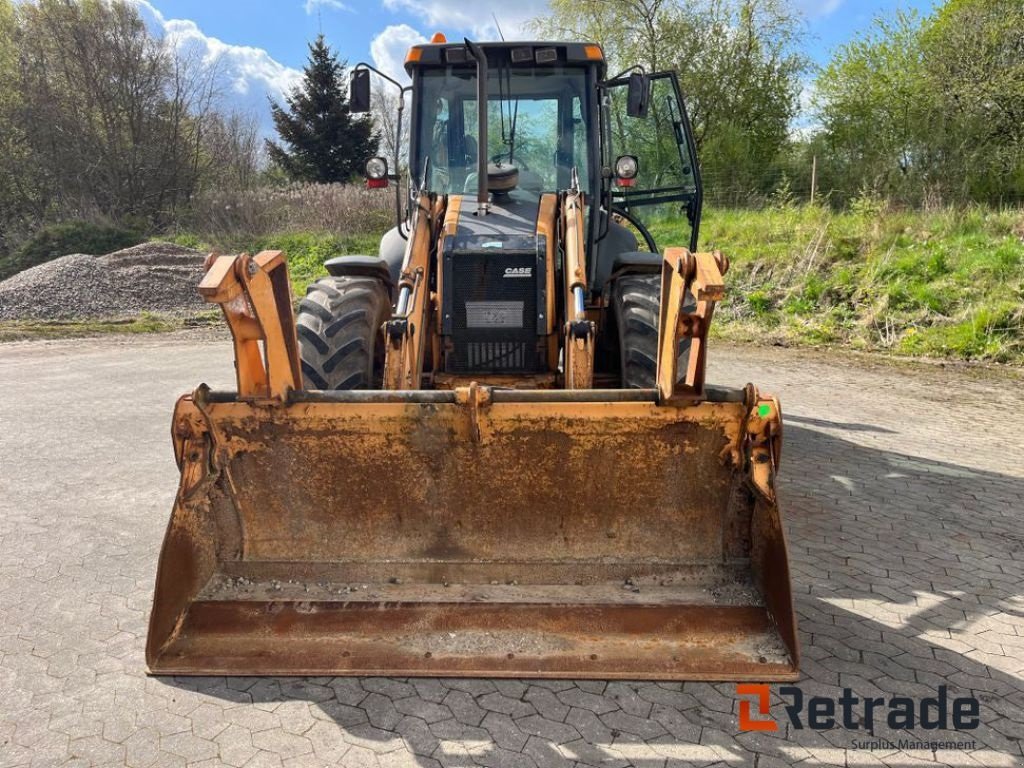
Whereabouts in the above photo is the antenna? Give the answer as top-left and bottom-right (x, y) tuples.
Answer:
(492, 12), (505, 41)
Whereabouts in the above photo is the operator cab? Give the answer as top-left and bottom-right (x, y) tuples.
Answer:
(352, 39), (702, 296)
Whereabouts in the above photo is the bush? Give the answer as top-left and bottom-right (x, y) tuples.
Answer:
(2, 221), (144, 279)
(180, 183), (393, 241)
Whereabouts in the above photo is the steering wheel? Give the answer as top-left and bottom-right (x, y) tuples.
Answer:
(490, 151), (530, 171)
(611, 206), (658, 254)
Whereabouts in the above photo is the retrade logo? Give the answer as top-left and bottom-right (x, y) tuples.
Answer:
(736, 684), (980, 734)
(737, 684), (777, 731)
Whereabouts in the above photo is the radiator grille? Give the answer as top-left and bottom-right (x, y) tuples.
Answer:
(443, 249), (543, 374)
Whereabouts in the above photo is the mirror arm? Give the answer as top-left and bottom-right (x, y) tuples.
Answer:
(601, 64), (647, 86)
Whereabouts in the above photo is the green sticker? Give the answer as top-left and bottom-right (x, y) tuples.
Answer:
(758, 404), (772, 418)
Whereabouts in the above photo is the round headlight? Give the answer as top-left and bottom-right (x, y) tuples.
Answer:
(365, 157), (388, 180)
(615, 154), (638, 180)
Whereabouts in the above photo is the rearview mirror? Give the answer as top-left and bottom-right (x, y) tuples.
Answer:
(349, 68), (371, 114)
(627, 72), (650, 118)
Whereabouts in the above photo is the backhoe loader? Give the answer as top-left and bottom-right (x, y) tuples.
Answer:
(146, 38), (798, 680)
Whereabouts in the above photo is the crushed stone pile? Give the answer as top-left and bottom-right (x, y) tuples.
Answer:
(0, 242), (210, 321)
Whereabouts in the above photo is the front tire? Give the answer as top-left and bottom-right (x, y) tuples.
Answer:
(612, 273), (693, 388)
(296, 276), (390, 390)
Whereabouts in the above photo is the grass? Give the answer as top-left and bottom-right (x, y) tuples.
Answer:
(163, 231), (381, 294)
(15, 202), (1020, 365)
(647, 204), (1024, 364)
(0, 312), (219, 342)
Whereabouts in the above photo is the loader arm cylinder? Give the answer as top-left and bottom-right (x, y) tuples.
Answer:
(573, 286), (586, 319)
(395, 285), (411, 316)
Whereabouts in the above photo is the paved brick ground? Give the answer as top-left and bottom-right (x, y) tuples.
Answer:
(1, 336), (1023, 768)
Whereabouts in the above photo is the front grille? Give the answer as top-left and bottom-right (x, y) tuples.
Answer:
(442, 245), (545, 374)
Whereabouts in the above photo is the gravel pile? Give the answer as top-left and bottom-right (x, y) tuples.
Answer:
(0, 242), (209, 321)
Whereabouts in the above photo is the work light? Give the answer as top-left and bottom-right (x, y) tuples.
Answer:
(615, 155), (639, 184)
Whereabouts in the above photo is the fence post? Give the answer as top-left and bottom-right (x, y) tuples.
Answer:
(810, 155), (817, 204)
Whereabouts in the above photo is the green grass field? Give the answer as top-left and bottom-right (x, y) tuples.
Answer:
(650, 205), (1024, 363)
(12, 204), (1020, 364)
(233, 204), (1024, 364)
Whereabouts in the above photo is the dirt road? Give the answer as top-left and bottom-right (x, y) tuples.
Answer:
(1, 335), (1022, 767)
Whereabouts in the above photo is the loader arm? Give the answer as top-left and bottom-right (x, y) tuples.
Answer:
(198, 250), (302, 400)
(657, 247), (729, 402)
(561, 187), (595, 388)
(383, 192), (441, 390)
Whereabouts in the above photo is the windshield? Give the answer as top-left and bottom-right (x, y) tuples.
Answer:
(414, 65), (592, 197)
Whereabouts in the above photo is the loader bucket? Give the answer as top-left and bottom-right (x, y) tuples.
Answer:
(147, 385), (798, 680)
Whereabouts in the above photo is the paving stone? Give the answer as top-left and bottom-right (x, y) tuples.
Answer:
(4, 339), (1024, 768)
(304, 720), (349, 764)
(604, 682), (653, 718)
(395, 715), (438, 758)
(215, 724), (260, 768)
(250, 729), (313, 759)
(556, 690), (619, 716)
(514, 714), (580, 744)
(556, 739), (629, 768)
(522, 686), (570, 723)
(342, 724), (405, 754)
(476, 693), (535, 719)
(394, 697), (452, 724)
(363, 693), (404, 731)
(441, 690), (487, 728)
(599, 710), (667, 740)
(522, 735), (575, 768)
(479, 712), (528, 751)
(161, 731), (220, 762)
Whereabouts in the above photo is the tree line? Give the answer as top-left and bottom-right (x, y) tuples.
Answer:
(0, 0), (378, 263)
(0, 0), (1020, 266)
(0, 0), (267, 256)
(533, 0), (1023, 207)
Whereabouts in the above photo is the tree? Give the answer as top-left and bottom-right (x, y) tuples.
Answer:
(530, 0), (806, 200)
(12, 0), (220, 223)
(814, 10), (933, 202)
(266, 36), (378, 183)
(0, 0), (39, 252)
(371, 86), (409, 176)
(920, 0), (1024, 202)
(813, 0), (1023, 205)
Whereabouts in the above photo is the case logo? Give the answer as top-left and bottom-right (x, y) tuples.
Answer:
(504, 267), (532, 278)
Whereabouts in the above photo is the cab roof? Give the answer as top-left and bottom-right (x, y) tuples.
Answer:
(404, 41), (606, 77)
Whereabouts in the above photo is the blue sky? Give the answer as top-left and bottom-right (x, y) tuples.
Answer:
(132, 0), (937, 132)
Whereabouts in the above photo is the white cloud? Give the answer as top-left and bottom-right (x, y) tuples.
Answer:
(304, 0), (350, 15)
(794, 0), (844, 19)
(163, 18), (302, 99)
(370, 23), (427, 82)
(128, 0), (302, 132)
(381, 0), (547, 40)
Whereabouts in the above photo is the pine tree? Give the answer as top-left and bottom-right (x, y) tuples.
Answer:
(266, 36), (378, 183)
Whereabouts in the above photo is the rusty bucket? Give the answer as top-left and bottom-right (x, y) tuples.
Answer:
(146, 383), (798, 681)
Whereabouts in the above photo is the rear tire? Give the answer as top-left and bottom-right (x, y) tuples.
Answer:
(296, 276), (391, 390)
(612, 273), (693, 388)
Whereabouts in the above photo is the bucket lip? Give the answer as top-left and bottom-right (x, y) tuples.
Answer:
(200, 384), (749, 406)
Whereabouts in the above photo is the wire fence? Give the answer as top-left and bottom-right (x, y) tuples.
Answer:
(695, 156), (1024, 210)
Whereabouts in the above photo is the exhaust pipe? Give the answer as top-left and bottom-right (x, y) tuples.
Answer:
(464, 38), (489, 216)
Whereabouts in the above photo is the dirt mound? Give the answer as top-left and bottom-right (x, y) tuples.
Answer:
(0, 242), (209, 321)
